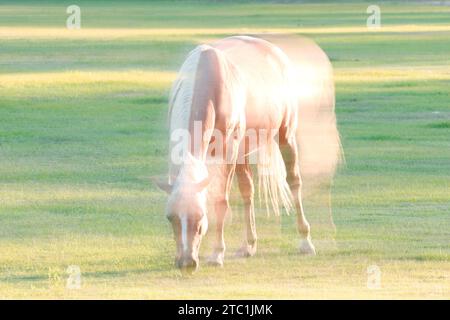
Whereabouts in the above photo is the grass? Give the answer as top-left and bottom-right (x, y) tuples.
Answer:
(0, 0), (449, 299)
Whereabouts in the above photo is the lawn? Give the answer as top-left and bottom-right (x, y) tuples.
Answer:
(0, 0), (449, 299)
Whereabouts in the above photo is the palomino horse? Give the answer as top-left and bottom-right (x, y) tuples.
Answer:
(157, 35), (341, 273)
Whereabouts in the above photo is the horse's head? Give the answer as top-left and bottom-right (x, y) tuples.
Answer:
(157, 155), (209, 274)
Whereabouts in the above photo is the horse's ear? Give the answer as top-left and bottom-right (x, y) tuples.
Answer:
(153, 179), (173, 194)
(193, 177), (210, 192)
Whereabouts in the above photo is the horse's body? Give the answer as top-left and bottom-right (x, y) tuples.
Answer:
(158, 35), (340, 273)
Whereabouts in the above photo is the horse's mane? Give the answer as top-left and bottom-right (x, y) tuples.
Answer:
(167, 45), (211, 184)
(168, 45), (210, 136)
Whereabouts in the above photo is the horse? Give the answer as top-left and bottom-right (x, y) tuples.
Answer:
(156, 35), (341, 274)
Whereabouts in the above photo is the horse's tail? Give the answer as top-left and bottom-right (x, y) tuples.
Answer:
(295, 52), (343, 182)
(256, 141), (293, 216)
(254, 34), (343, 183)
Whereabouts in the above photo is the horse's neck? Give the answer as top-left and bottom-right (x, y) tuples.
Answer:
(169, 44), (234, 183)
(174, 72), (216, 172)
(186, 48), (223, 160)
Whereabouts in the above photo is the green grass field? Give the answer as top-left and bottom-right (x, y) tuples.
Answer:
(0, 0), (449, 299)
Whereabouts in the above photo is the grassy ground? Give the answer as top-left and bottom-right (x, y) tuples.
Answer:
(0, 1), (449, 299)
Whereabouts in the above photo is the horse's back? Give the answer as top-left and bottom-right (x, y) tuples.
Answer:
(211, 36), (296, 131)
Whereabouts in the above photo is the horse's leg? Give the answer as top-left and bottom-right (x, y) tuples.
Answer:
(207, 162), (236, 266)
(235, 160), (257, 257)
(281, 135), (316, 255)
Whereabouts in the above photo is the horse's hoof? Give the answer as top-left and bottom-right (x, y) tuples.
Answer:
(235, 244), (257, 258)
(299, 238), (316, 255)
(207, 253), (224, 267)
